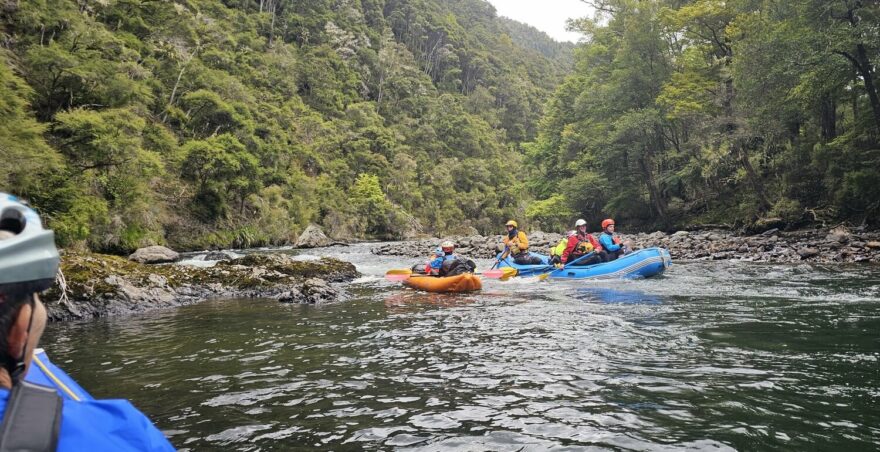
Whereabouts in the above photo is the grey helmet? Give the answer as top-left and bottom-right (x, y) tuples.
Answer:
(0, 193), (60, 296)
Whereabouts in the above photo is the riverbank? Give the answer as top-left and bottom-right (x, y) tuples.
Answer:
(372, 227), (880, 264)
(44, 251), (359, 321)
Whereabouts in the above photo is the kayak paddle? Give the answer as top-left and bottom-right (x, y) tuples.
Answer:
(538, 251), (596, 281)
(385, 269), (413, 281)
(480, 267), (518, 279)
(385, 267), (515, 281)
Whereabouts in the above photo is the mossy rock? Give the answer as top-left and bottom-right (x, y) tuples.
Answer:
(219, 254), (359, 282)
(45, 251), (359, 314)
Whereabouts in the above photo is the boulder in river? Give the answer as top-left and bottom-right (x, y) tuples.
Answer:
(300, 278), (341, 304)
(204, 250), (238, 261)
(294, 224), (331, 248)
(129, 245), (179, 264)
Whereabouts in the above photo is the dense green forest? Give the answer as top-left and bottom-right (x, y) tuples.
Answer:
(0, 0), (570, 251)
(527, 0), (880, 232)
(2, 0), (879, 253)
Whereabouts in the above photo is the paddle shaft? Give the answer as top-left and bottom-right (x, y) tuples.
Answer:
(539, 251), (596, 280)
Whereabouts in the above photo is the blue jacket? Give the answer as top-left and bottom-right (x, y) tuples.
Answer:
(0, 390), (175, 451)
(3, 350), (175, 451)
(599, 232), (622, 252)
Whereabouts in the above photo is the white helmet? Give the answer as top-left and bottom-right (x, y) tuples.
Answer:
(0, 193), (60, 296)
(575, 219), (587, 227)
(440, 240), (454, 249)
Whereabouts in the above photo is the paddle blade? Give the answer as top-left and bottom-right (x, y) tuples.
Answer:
(385, 269), (413, 281)
(538, 267), (560, 281)
(481, 268), (517, 279)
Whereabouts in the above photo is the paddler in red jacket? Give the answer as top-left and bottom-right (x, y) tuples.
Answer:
(560, 219), (603, 265)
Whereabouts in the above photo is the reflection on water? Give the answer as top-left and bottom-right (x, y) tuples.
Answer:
(574, 288), (663, 305)
(41, 244), (880, 450)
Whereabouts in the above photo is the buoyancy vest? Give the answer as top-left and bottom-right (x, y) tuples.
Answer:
(440, 257), (476, 276)
(599, 232), (622, 252)
(551, 238), (568, 257)
(562, 233), (601, 263)
(503, 231), (529, 254)
(0, 381), (61, 452)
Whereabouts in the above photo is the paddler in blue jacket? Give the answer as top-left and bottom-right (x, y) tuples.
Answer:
(0, 193), (174, 451)
(598, 218), (632, 261)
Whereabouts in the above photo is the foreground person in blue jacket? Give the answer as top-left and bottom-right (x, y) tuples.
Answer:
(0, 193), (174, 451)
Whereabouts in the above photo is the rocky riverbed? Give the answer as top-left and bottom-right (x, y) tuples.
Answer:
(372, 227), (880, 264)
(44, 251), (359, 321)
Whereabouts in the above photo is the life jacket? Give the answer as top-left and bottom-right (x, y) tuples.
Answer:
(575, 233), (598, 254)
(503, 230), (529, 254)
(551, 231), (575, 257)
(551, 238), (568, 257)
(440, 257), (476, 276)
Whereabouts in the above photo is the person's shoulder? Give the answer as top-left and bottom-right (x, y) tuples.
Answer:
(59, 398), (174, 451)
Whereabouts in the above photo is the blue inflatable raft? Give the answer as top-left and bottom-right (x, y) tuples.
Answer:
(496, 247), (672, 279)
(26, 348), (94, 401)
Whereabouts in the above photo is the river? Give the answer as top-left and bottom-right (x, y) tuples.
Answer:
(41, 243), (880, 450)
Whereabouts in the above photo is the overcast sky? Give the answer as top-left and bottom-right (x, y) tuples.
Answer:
(485, 0), (594, 43)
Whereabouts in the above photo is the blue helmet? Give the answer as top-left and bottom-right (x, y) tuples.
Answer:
(0, 193), (60, 297)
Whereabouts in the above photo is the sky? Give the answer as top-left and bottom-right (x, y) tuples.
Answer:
(485, 0), (595, 43)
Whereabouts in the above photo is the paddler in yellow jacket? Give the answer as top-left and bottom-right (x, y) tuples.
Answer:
(501, 220), (543, 265)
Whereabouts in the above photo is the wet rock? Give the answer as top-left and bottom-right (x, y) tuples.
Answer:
(276, 288), (305, 303)
(826, 232), (849, 244)
(129, 245), (179, 264)
(797, 247), (819, 258)
(294, 224), (332, 248)
(147, 274), (168, 287)
(760, 228), (779, 237)
(45, 251), (359, 321)
(752, 217), (785, 232)
(300, 278), (340, 304)
(205, 251), (237, 261)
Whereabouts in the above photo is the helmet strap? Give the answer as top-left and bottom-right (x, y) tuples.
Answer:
(2, 294), (35, 385)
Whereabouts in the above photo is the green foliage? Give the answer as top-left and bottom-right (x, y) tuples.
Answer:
(526, 194), (573, 232)
(527, 0), (880, 230)
(0, 51), (62, 192)
(2, 0), (573, 252)
(348, 173), (394, 236)
(181, 134), (261, 221)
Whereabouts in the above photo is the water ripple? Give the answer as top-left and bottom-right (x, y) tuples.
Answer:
(41, 243), (880, 450)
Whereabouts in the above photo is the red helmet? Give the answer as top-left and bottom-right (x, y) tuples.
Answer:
(601, 219), (615, 229)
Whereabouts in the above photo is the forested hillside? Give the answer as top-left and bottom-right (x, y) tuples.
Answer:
(526, 0), (880, 232)
(0, 0), (569, 251)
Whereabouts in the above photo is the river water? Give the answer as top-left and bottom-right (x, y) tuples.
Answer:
(41, 243), (880, 450)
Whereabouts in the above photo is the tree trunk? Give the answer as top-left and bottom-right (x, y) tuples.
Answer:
(820, 92), (836, 141)
(639, 145), (668, 221)
(737, 141), (771, 212)
(854, 43), (880, 133)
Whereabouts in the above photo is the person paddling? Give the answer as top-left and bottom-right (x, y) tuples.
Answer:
(560, 219), (603, 266)
(425, 241), (475, 276)
(0, 193), (174, 451)
(598, 218), (632, 261)
(501, 220), (542, 265)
